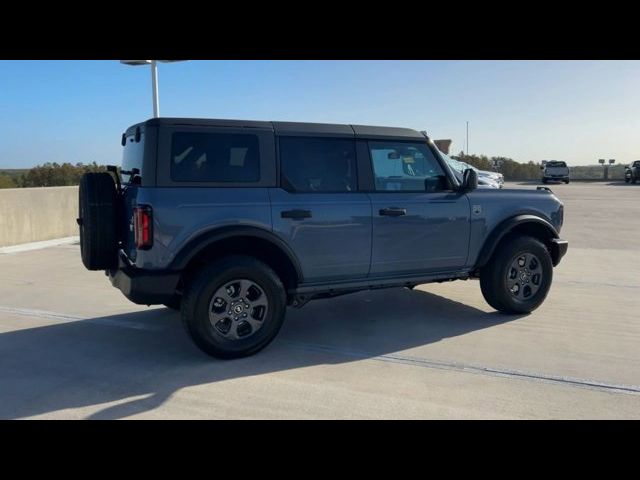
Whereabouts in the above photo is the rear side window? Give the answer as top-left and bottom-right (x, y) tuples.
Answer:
(121, 132), (145, 184)
(171, 132), (260, 182)
(279, 137), (357, 192)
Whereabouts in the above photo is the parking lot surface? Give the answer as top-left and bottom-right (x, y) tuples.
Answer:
(1, 181), (639, 419)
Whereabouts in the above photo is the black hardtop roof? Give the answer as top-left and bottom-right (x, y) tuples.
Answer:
(126, 117), (425, 140)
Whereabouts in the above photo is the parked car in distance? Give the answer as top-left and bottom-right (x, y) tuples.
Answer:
(624, 160), (640, 183)
(456, 159), (504, 188)
(473, 164), (504, 188)
(442, 154), (502, 189)
(542, 160), (570, 184)
(78, 118), (568, 359)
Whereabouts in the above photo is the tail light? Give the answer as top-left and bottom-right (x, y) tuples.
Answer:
(133, 205), (153, 250)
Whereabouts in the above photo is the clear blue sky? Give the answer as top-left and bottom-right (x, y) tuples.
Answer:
(1, 60), (638, 168)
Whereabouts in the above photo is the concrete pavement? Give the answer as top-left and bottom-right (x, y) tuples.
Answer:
(0, 181), (639, 419)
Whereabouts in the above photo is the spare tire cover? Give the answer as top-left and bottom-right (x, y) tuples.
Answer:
(78, 172), (119, 270)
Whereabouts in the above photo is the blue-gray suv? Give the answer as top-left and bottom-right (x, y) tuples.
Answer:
(78, 118), (568, 358)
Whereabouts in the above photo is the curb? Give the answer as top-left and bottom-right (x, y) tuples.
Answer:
(0, 236), (79, 254)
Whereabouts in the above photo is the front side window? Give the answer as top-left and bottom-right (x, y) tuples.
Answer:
(170, 132), (260, 183)
(369, 141), (448, 192)
(279, 137), (357, 192)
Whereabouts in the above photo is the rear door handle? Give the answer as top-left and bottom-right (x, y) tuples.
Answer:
(379, 207), (407, 217)
(281, 209), (312, 220)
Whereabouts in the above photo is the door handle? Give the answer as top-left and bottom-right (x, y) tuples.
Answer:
(281, 209), (312, 220)
(379, 207), (407, 217)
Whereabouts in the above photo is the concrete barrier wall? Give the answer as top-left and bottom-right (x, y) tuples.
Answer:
(0, 186), (78, 247)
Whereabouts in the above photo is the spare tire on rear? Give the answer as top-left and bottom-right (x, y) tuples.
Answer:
(78, 172), (119, 270)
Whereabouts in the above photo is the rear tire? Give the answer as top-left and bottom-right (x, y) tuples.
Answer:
(181, 255), (286, 359)
(78, 172), (119, 270)
(564, 179), (570, 184)
(480, 235), (553, 314)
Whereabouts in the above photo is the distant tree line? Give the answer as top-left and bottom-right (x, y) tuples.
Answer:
(452, 152), (543, 180)
(0, 162), (106, 189)
(452, 152), (629, 181)
(0, 173), (16, 188)
(0, 156), (631, 189)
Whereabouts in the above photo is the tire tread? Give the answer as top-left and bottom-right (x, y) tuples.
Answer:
(181, 255), (286, 359)
(480, 234), (553, 314)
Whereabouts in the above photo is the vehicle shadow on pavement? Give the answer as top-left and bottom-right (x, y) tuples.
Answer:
(0, 288), (523, 419)
(606, 181), (637, 186)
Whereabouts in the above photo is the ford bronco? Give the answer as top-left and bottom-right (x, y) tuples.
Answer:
(78, 118), (568, 358)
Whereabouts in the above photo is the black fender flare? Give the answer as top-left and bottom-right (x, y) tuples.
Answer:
(168, 225), (304, 282)
(475, 215), (560, 268)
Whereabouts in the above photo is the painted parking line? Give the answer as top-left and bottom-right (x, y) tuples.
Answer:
(281, 341), (640, 396)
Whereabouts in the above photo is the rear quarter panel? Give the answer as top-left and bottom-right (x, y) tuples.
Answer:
(133, 187), (272, 270)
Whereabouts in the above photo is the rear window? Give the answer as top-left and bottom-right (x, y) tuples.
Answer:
(547, 161), (567, 168)
(170, 132), (260, 183)
(121, 132), (145, 184)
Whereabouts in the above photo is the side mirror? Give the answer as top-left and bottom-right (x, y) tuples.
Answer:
(460, 168), (478, 192)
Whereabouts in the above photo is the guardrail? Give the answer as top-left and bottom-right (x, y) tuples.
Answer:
(0, 186), (78, 248)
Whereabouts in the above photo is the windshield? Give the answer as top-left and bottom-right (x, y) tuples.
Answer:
(439, 152), (466, 184)
(546, 161), (567, 168)
(444, 156), (483, 173)
(441, 152), (466, 173)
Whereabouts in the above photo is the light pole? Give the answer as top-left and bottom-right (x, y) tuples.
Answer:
(607, 159), (615, 181)
(466, 121), (469, 157)
(120, 60), (186, 118)
(599, 158), (615, 180)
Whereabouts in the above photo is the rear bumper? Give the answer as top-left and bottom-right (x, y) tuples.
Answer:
(108, 253), (180, 305)
(550, 238), (568, 266)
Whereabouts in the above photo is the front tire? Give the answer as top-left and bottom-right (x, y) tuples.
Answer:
(181, 255), (286, 359)
(480, 235), (554, 314)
